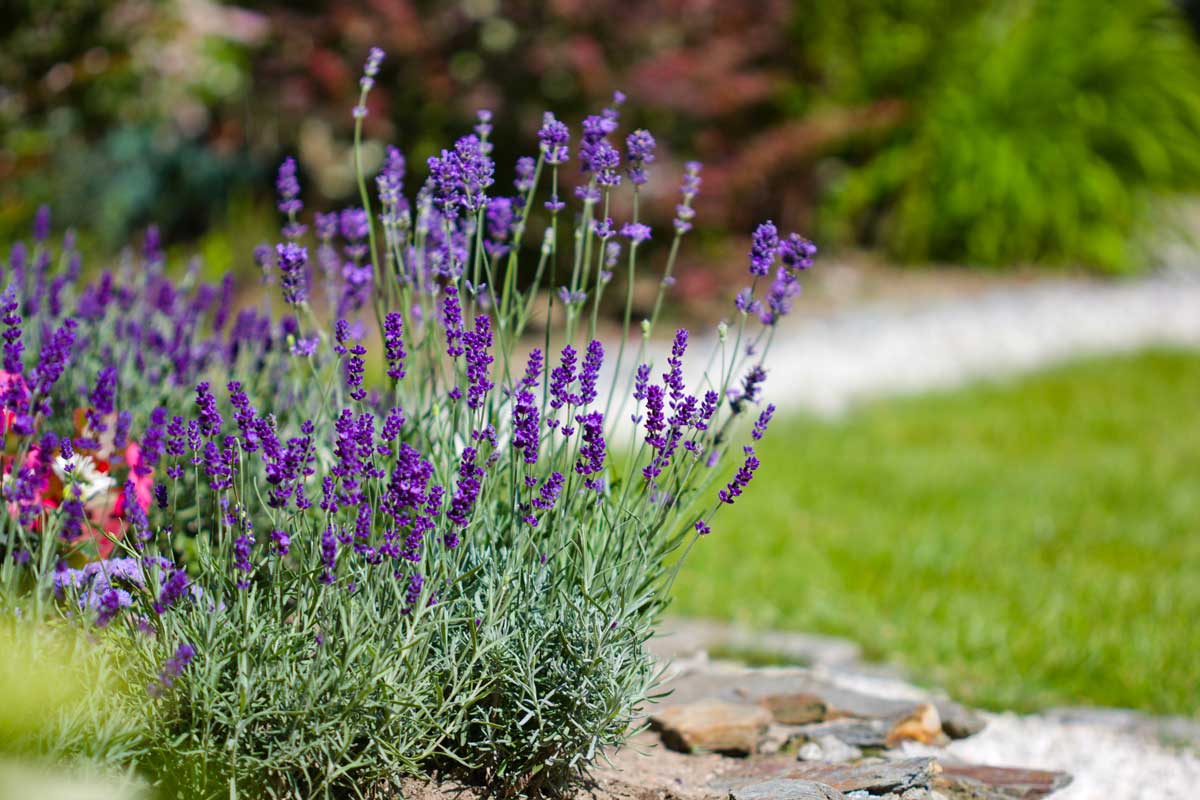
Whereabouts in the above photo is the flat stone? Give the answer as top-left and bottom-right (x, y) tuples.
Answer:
(653, 700), (773, 755)
(934, 764), (1071, 800)
(763, 693), (830, 725)
(786, 757), (941, 794)
(731, 779), (848, 800)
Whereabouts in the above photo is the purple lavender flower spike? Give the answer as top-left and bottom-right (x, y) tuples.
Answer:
(781, 232), (817, 270)
(428, 134), (495, 215)
(549, 344), (578, 414)
(643, 384), (666, 451)
(154, 567), (191, 614)
(633, 364), (651, 401)
(622, 223), (651, 244)
(86, 365), (117, 435)
(574, 411), (606, 487)
(276, 157), (302, 216)
(761, 264), (799, 326)
(233, 533), (255, 589)
(729, 364), (766, 413)
(592, 141), (622, 188)
(522, 348), (544, 389)
(384, 311), (406, 380)
(514, 156), (536, 192)
(442, 287), (465, 358)
(340, 207), (370, 262)
(578, 340), (604, 405)
(532, 471), (564, 512)
(475, 109), (494, 145)
(695, 390), (719, 431)
(663, 329), (688, 407)
(353, 47), (385, 118)
(484, 196), (517, 257)
(320, 526), (339, 584)
(752, 403), (775, 440)
(149, 643), (196, 696)
(446, 446), (484, 543)
(277, 242), (308, 306)
(30, 319), (77, 415)
(512, 390), (540, 465)
(674, 162), (703, 233)
(403, 572), (423, 613)
(33, 205), (50, 242)
(270, 529), (291, 556)
(123, 480), (150, 541)
(625, 129), (656, 186)
(377, 145), (406, 204)
(538, 112), (570, 165)
(114, 410), (132, 450)
(749, 221), (779, 277)
(719, 445), (761, 505)
(194, 382), (222, 437)
(464, 315), (495, 410)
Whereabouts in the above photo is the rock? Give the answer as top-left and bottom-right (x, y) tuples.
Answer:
(933, 764), (1072, 800)
(653, 700), (773, 755)
(886, 703), (945, 746)
(786, 757), (941, 794)
(793, 719), (891, 749)
(761, 725), (795, 756)
(730, 779), (848, 800)
(763, 693), (830, 725)
(790, 704), (943, 749)
(796, 735), (863, 763)
(933, 699), (987, 740)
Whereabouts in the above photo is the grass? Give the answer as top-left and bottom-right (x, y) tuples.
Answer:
(672, 348), (1200, 716)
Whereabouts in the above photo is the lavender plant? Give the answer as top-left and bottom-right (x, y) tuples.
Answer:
(1, 47), (816, 797)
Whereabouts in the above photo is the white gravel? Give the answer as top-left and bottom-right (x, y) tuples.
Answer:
(911, 710), (1200, 800)
(651, 272), (1200, 416)
(816, 664), (1200, 800)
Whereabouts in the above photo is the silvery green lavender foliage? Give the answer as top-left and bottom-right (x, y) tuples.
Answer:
(2, 47), (816, 798)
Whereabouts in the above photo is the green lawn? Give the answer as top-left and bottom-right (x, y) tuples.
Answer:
(672, 349), (1200, 716)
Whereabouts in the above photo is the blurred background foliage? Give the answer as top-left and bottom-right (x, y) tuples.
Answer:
(4, 0), (1200, 275)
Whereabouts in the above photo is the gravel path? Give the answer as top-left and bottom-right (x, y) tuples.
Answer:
(704, 272), (1200, 414)
(909, 710), (1200, 800)
(822, 667), (1200, 799)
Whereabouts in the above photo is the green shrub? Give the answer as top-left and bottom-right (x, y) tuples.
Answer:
(817, 0), (1200, 271)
